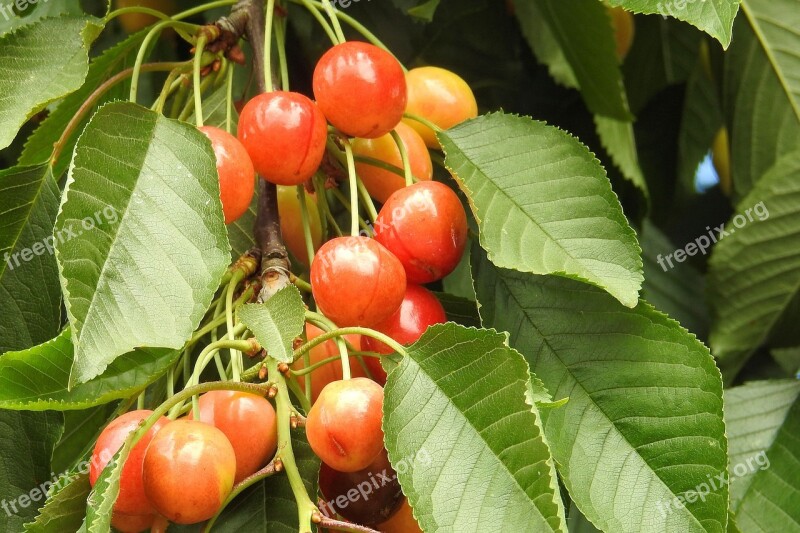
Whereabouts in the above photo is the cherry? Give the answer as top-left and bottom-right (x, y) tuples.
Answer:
(363, 285), (447, 384)
(374, 181), (468, 284)
(378, 499), (423, 533)
(90, 410), (169, 516)
(402, 66), (478, 148)
(199, 126), (255, 224)
(190, 391), (278, 483)
(306, 378), (385, 472)
(277, 185), (323, 267)
(608, 6), (635, 61)
(311, 236), (406, 327)
(142, 419), (236, 524)
(313, 42), (407, 138)
(319, 449), (404, 526)
(292, 323), (367, 403)
(114, 0), (177, 33)
(110, 512), (156, 533)
(238, 91), (328, 185)
(353, 121), (433, 204)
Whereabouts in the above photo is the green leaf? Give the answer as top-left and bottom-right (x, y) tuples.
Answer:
(608, 0), (740, 48)
(0, 164), (61, 354)
(440, 112), (643, 308)
(23, 473), (91, 533)
(0, 0), (86, 36)
(434, 292), (481, 328)
(188, 83), (239, 132)
(772, 346), (800, 376)
(407, 0), (441, 21)
(725, 14), (800, 198)
(239, 286), (306, 363)
(472, 249), (729, 533)
(725, 380), (800, 532)
(707, 150), (800, 378)
(212, 431), (320, 532)
(0, 410), (63, 532)
(0, 17), (97, 151)
(51, 404), (120, 474)
(84, 447), (122, 532)
(0, 329), (179, 410)
(56, 102), (230, 386)
(19, 30), (147, 174)
(514, 1), (578, 88)
(595, 115), (649, 198)
(383, 323), (567, 532)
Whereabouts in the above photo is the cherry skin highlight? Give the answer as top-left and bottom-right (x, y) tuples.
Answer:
(310, 236), (406, 328)
(363, 285), (447, 384)
(199, 126), (255, 224)
(190, 391), (278, 483)
(238, 91), (328, 185)
(142, 419), (236, 524)
(90, 410), (170, 516)
(313, 41), (407, 138)
(306, 378), (385, 472)
(374, 181), (468, 284)
(353, 121), (433, 204)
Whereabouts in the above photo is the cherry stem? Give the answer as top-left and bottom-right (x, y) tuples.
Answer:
(203, 460), (281, 531)
(225, 62), (235, 133)
(290, 274), (313, 293)
(390, 129), (415, 187)
(285, 372), (312, 413)
(295, 324), (408, 360)
(296, 0), (338, 44)
(290, 352), (381, 377)
(297, 185), (316, 265)
(329, 188), (372, 234)
(340, 138), (361, 237)
(226, 271), (246, 381)
(264, 0), (276, 92)
(403, 112), (442, 135)
(318, 517), (381, 533)
(275, 6), (290, 90)
(153, 67), (188, 115)
(130, 20), (199, 103)
(305, 311), (352, 380)
(193, 35), (209, 128)
(319, 0), (346, 43)
(355, 174), (379, 223)
(190, 285), (254, 344)
(105, 6), (170, 23)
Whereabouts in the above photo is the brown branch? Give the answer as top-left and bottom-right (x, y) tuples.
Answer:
(316, 517), (381, 533)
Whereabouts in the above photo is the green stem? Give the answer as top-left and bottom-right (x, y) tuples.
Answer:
(225, 61), (235, 134)
(355, 176), (379, 223)
(329, 188), (372, 234)
(290, 352), (381, 377)
(130, 20), (198, 103)
(137, 391), (146, 410)
(105, 6), (169, 24)
(226, 273), (245, 382)
(320, 0), (346, 43)
(295, 325), (408, 360)
(275, 9), (290, 91)
(297, 186), (316, 265)
(297, 0), (338, 44)
(193, 35), (209, 128)
(179, 72), (216, 122)
(264, 0), (276, 92)
(390, 129), (414, 187)
(203, 461), (280, 532)
(286, 373), (312, 414)
(341, 139), (360, 237)
(291, 275), (313, 293)
(305, 311), (351, 380)
(403, 111), (442, 134)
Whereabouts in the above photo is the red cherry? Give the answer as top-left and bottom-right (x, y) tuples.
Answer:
(374, 181), (468, 284)
(238, 91), (328, 185)
(90, 410), (169, 516)
(378, 499), (423, 533)
(313, 42), (407, 138)
(311, 236), (406, 327)
(306, 378), (384, 472)
(110, 512), (156, 533)
(199, 126), (255, 224)
(190, 391), (278, 483)
(142, 419), (236, 524)
(363, 285), (447, 384)
(318, 449), (404, 525)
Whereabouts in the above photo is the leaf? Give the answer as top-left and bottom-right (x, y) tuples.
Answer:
(407, 0), (441, 21)
(19, 29), (147, 174)
(725, 380), (800, 532)
(51, 404), (120, 474)
(0, 410), (63, 532)
(188, 83), (239, 132)
(212, 431), (320, 532)
(707, 150), (800, 378)
(0, 329), (179, 410)
(440, 112), (643, 308)
(84, 447), (122, 532)
(0, 164), (61, 354)
(725, 14), (800, 198)
(56, 102), (230, 386)
(595, 115), (649, 198)
(0, 0), (86, 36)
(772, 346), (800, 376)
(0, 17), (98, 151)
(434, 292), (481, 328)
(513, 0), (578, 89)
(607, 0), (740, 48)
(239, 286), (306, 363)
(472, 248), (729, 533)
(383, 323), (567, 532)
(23, 473), (91, 533)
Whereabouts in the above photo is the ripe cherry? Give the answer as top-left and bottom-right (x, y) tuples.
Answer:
(378, 499), (423, 533)
(277, 185), (323, 267)
(319, 449), (404, 526)
(238, 91), (328, 185)
(114, 0), (177, 33)
(402, 66), (478, 148)
(311, 236), (406, 327)
(353, 121), (433, 204)
(110, 512), (157, 533)
(90, 410), (169, 516)
(374, 181), (468, 284)
(306, 377), (385, 472)
(363, 285), (447, 384)
(190, 391), (278, 483)
(313, 41), (407, 138)
(199, 126), (255, 225)
(142, 419), (236, 524)
(292, 323), (367, 403)
(608, 6), (635, 61)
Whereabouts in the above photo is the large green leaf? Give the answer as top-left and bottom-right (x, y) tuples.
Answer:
(473, 249), (728, 533)
(23, 473), (91, 533)
(513, 0), (577, 89)
(239, 286), (306, 363)
(608, 0), (740, 48)
(0, 164), (61, 354)
(0, 329), (178, 410)
(0, 17), (97, 151)
(56, 102), (230, 386)
(725, 14), (800, 198)
(0, 410), (63, 532)
(595, 115), (649, 198)
(383, 323), (567, 532)
(0, 0), (86, 36)
(707, 150), (800, 378)
(725, 380), (800, 532)
(440, 112), (643, 308)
